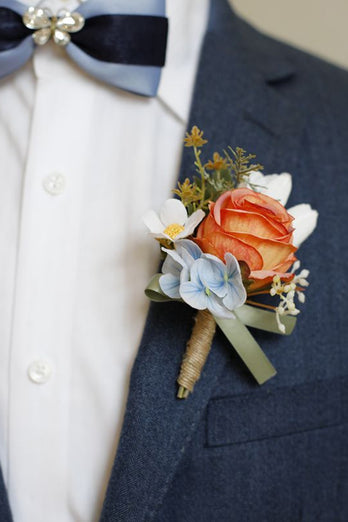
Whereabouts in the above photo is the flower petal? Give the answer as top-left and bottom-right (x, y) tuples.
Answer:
(194, 237), (220, 258)
(196, 232), (264, 271)
(178, 209), (205, 238)
(231, 232), (297, 271)
(248, 270), (294, 292)
(187, 258), (205, 287)
(196, 257), (227, 298)
(160, 199), (187, 227)
(223, 253), (247, 309)
(249, 270), (294, 281)
(162, 247), (187, 268)
(223, 283), (247, 310)
(212, 192), (233, 226)
(175, 239), (203, 268)
(248, 171), (293, 206)
(162, 253), (182, 277)
(159, 273), (181, 299)
(287, 203), (319, 247)
(160, 251), (185, 298)
(224, 252), (241, 279)
(196, 214), (264, 271)
(180, 266), (190, 283)
(273, 253), (297, 274)
(226, 188), (293, 227)
(179, 281), (207, 310)
(142, 210), (164, 234)
(207, 294), (235, 319)
(220, 208), (290, 240)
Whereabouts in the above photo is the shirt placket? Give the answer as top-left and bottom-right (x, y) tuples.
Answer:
(7, 43), (94, 521)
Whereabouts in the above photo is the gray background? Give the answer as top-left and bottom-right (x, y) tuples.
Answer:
(232, 0), (348, 70)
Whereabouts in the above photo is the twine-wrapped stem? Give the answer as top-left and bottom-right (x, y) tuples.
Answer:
(177, 309), (216, 399)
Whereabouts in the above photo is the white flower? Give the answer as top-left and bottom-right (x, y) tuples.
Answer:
(247, 170), (318, 248)
(291, 260), (310, 303)
(143, 199), (205, 242)
(248, 170), (292, 206)
(270, 268), (310, 333)
(271, 276), (300, 334)
(286, 203), (319, 248)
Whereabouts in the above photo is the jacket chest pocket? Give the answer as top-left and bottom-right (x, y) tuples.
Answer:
(206, 376), (348, 448)
(200, 376), (348, 521)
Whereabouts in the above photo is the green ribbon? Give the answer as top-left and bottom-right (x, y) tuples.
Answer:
(145, 274), (173, 302)
(234, 304), (296, 336)
(215, 316), (277, 385)
(145, 274), (297, 385)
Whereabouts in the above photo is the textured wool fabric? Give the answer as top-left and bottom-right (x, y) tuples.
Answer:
(1, 0), (348, 521)
(99, 1), (348, 520)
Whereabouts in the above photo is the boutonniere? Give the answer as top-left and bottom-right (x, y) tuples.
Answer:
(143, 127), (318, 399)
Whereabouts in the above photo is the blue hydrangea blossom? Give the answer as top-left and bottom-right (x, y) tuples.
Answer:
(159, 240), (246, 318)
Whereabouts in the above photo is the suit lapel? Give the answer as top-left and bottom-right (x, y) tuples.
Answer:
(179, 0), (304, 179)
(100, 301), (228, 521)
(100, 1), (306, 520)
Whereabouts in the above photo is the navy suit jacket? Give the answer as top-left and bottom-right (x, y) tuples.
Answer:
(1, 1), (347, 520)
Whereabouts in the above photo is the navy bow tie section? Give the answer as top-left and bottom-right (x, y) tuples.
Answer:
(0, 0), (168, 96)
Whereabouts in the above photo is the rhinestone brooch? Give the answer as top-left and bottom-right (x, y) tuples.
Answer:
(23, 6), (85, 47)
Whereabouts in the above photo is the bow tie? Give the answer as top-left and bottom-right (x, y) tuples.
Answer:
(0, 0), (168, 96)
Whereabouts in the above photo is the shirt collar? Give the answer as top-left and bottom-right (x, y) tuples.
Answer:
(157, 0), (210, 124)
(20, 0), (210, 120)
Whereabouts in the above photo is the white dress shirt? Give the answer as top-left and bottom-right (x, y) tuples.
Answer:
(0, 0), (209, 520)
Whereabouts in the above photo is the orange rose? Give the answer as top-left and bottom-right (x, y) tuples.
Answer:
(195, 188), (297, 291)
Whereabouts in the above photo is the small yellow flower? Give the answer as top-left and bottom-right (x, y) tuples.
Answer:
(184, 126), (208, 148)
(173, 178), (202, 206)
(205, 152), (228, 171)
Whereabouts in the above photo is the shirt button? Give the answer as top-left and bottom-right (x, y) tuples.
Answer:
(43, 173), (66, 195)
(28, 361), (52, 384)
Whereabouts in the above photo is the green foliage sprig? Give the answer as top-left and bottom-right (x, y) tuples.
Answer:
(174, 126), (264, 214)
